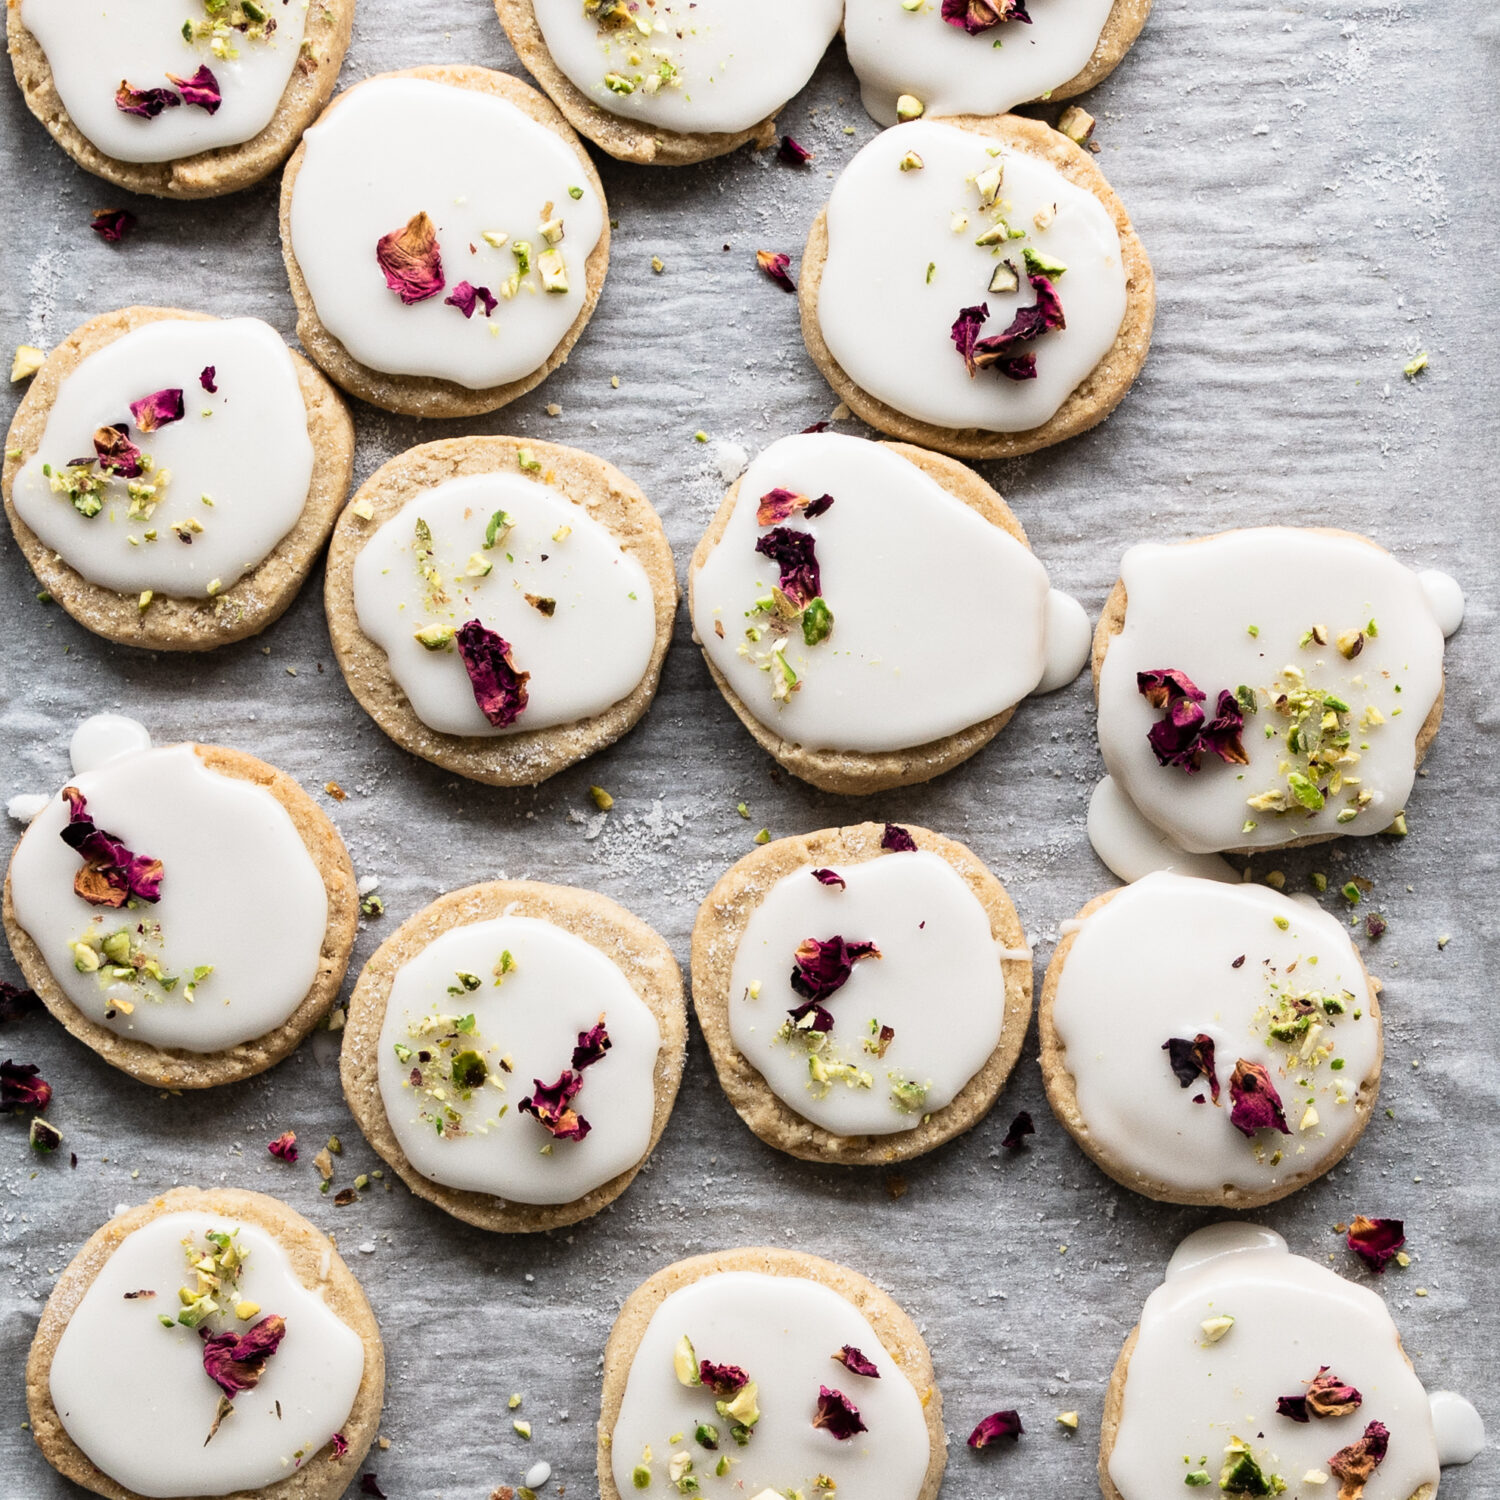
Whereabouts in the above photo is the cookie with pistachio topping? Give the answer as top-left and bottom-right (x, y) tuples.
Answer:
(691, 822), (1032, 1164)
(7, 0), (352, 199)
(340, 880), (686, 1233)
(324, 435), (675, 786)
(2, 306), (354, 651)
(26, 1187), (384, 1500)
(599, 1248), (946, 1500)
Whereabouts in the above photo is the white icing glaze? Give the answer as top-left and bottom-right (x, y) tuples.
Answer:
(530, 0), (842, 136)
(1417, 569), (1465, 637)
(1036, 587), (1091, 693)
(20, 0), (308, 165)
(610, 1271), (930, 1499)
(288, 77), (606, 390)
(1051, 872), (1380, 1198)
(1097, 530), (1450, 854)
(12, 319), (314, 598)
(1165, 1222), (1288, 1278)
(845, 0), (1119, 126)
(375, 914), (662, 1205)
(352, 472), (656, 738)
(70, 713), (153, 774)
(692, 432), (1054, 752)
(9, 745), (328, 1052)
(1087, 777), (1239, 884)
(1111, 1228), (1441, 1500)
(1428, 1391), (1485, 1466)
(727, 849), (1010, 1135)
(818, 119), (1127, 434)
(50, 1211), (363, 1499)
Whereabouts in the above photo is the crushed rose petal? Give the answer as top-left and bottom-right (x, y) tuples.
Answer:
(1000, 1110), (1035, 1150)
(199, 366), (218, 393)
(0, 1060), (52, 1112)
(60, 785), (163, 906)
(571, 1019), (611, 1071)
(267, 1131), (298, 1163)
(756, 487), (834, 525)
(699, 1360), (749, 1396)
(166, 64), (221, 113)
(1329, 1420), (1389, 1500)
(812, 1386), (867, 1440)
(519, 1071), (589, 1141)
(90, 208), (136, 243)
(778, 135), (812, 165)
(1345, 1215), (1405, 1273)
(92, 423), (144, 478)
(1163, 1033), (1221, 1103)
(1137, 669), (1247, 772)
(115, 80), (181, 118)
(881, 823), (918, 853)
(833, 1345), (880, 1378)
(360, 1478), (387, 1499)
(0, 981), (40, 1024)
(445, 281), (498, 319)
(330, 1433), (349, 1458)
(376, 210), (445, 305)
(455, 619), (530, 728)
(754, 526), (822, 609)
(969, 1409), (1024, 1448)
(1228, 1058), (1290, 1137)
(200, 1313), (286, 1397)
(129, 387), (185, 432)
(956, 276), (1066, 382)
(1277, 1367), (1363, 1423)
(790, 935), (882, 1005)
(756, 249), (796, 292)
(811, 868), (846, 890)
(941, 0), (1031, 35)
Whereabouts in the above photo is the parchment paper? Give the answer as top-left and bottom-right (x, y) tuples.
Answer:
(1, 3), (1495, 1497)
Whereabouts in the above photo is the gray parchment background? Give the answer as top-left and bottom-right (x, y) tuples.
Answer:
(1, 3), (1496, 1497)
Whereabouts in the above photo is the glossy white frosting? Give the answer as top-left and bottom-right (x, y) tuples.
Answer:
(818, 119), (1127, 434)
(12, 318), (314, 598)
(351, 471), (656, 738)
(9, 743), (328, 1052)
(1111, 1225), (1441, 1500)
(375, 914), (662, 1205)
(21, 0), (308, 164)
(529, 0), (842, 136)
(610, 1271), (931, 1499)
(728, 849), (1011, 1135)
(1086, 776), (1239, 883)
(50, 1211), (364, 1499)
(845, 0), (1119, 126)
(288, 77), (605, 389)
(70, 712), (153, 774)
(1051, 872), (1379, 1197)
(1097, 530), (1455, 854)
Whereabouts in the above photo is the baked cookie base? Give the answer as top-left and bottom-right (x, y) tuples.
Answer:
(1051, 0), (1154, 102)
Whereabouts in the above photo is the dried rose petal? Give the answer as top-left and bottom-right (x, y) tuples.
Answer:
(199, 366), (217, 393)
(60, 785), (163, 906)
(833, 1345), (880, 1378)
(376, 211), (445, 305)
(116, 80), (181, 118)
(1137, 670), (1244, 771)
(778, 135), (812, 165)
(1200, 690), (1249, 767)
(519, 1072), (589, 1141)
(90, 208), (136, 243)
(455, 619), (530, 728)
(970, 275), (1066, 382)
(1163, 1034), (1220, 1103)
(699, 1360), (749, 1396)
(267, 1131), (298, 1163)
(1346, 1215), (1404, 1273)
(754, 526), (822, 609)
(1000, 1110), (1034, 1150)
(1138, 668), (1204, 710)
(869, 1023), (896, 1057)
(756, 249), (796, 292)
(941, 0), (1030, 34)
(330, 1433), (349, 1458)
(1278, 1367), (1362, 1422)
(166, 64), (221, 113)
(445, 281), (498, 319)
(129, 388), (184, 432)
(969, 1409), (1024, 1448)
(571, 1019), (611, 1071)
(811, 868), (846, 890)
(360, 1479), (387, 1499)
(812, 1386), (867, 1440)
(92, 423), (143, 478)
(1228, 1058), (1290, 1137)
(1329, 1420), (1389, 1500)
(200, 1313), (286, 1397)
(0, 981), (40, 1024)
(880, 824), (917, 853)
(951, 302), (989, 378)
(0, 1060), (52, 1113)
(756, 488), (834, 526)
(790, 935), (882, 1004)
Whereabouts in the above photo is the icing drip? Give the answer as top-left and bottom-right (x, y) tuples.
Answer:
(70, 714), (152, 774)
(1035, 589), (1091, 693)
(1086, 777), (1239, 884)
(1417, 568), (1465, 637)
(1428, 1391), (1485, 1466)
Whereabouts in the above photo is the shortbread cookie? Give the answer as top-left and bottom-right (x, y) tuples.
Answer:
(599, 1248), (945, 1500)
(688, 431), (1090, 794)
(341, 880), (686, 1233)
(325, 436), (675, 786)
(280, 66), (610, 417)
(1093, 527), (1458, 857)
(2, 716), (358, 1089)
(1040, 871), (1381, 1209)
(800, 112), (1153, 459)
(845, 0), (1152, 126)
(27, 1187), (383, 1500)
(495, 0), (841, 165)
(691, 822), (1032, 1164)
(2, 306), (354, 651)
(8, 0), (352, 198)
(1101, 1224), (1445, 1500)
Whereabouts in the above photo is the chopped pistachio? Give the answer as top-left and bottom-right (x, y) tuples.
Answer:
(539, 217), (565, 244)
(895, 93), (924, 121)
(508, 1394), (522, 1409)
(234, 1300), (261, 1320)
(898, 150), (924, 171)
(517, 448), (542, 473)
(633, 1466), (652, 1490)
(538, 248), (569, 294)
(513, 1419), (531, 1439)
(673, 1335), (700, 1386)
(753, 828), (770, 845)
(511, 240), (533, 274)
(1056, 105), (1096, 146)
(988, 259), (1020, 294)
(590, 785), (614, 811)
(1403, 351), (1429, 379)
(351, 499), (375, 521)
(481, 229), (510, 249)
(465, 552), (494, 578)
(1056, 1411), (1079, 1430)
(651, 256), (665, 273)
(10, 345), (44, 382)
(414, 623), (455, 651)
(1200, 1315), (1235, 1344)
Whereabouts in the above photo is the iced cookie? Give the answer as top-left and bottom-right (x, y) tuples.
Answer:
(801, 113), (1153, 459)
(2, 715), (358, 1090)
(8, 0), (352, 198)
(691, 822), (1032, 1164)
(688, 431), (1090, 793)
(27, 1187), (383, 1500)
(324, 436), (675, 786)
(1040, 872), (1381, 1208)
(1092, 528), (1460, 863)
(845, 0), (1152, 128)
(495, 0), (842, 166)
(341, 880), (686, 1233)
(280, 66), (609, 417)
(2, 307), (354, 651)
(1100, 1223), (1484, 1500)
(599, 1248), (945, 1500)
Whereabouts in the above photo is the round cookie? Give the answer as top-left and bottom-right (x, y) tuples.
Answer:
(279, 65), (610, 418)
(3, 733), (359, 1090)
(598, 1247), (946, 1500)
(2, 306), (354, 651)
(1039, 872), (1382, 1209)
(341, 879), (686, 1233)
(799, 112), (1154, 460)
(26, 1187), (384, 1500)
(688, 430), (1089, 794)
(8, 0), (352, 199)
(1100, 1224), (1441, 1500)
(691, 821), (1032, 1165)
(1091, 527), (1453, 856)
(325, 436), (675, 787)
